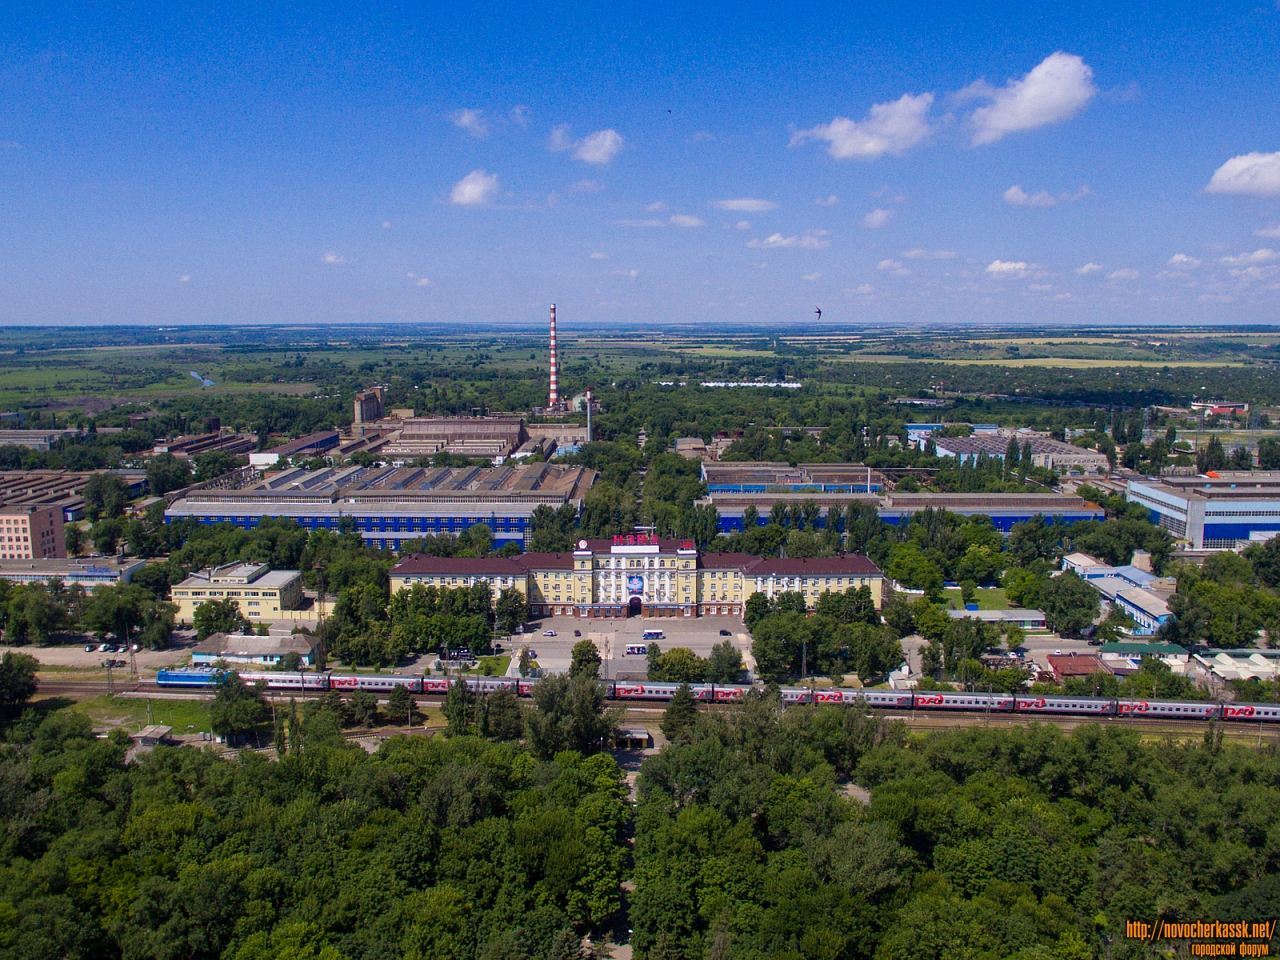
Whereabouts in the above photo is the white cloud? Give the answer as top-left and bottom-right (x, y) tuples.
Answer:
(711, 198), (777, 212)
(548, 125), (576, 151)
(571, 179), (604, 193)
(1003, 185), (1056, 207)
(747, 230), (830, 249)
(179, 274), (190, 282)
(986, 260), (1028, 276)
(1075, 262), (1103, 274)
(965, 52), (1096, 145)
(575, 129), (624, 164)
(877, 259), (909, 276)
(406, 272), (431, 287)
(645, 201), (668, 212)
(450, 108), (489, 138)
(735, 220), (751, 230)
(669, 214), (705, 228)
(863, 208), (895, 228)
(1256, 224), (1280, 238)
(612, 268), (639, 278)
(1219, 248), (1279, 265)
(381, 221), (391, 229)
(791, 92), (934, 160)
(688, 130), (716, 144)
(612, 218), (665, 227)
(450, 170), (499, 206)
(902, 248), (957, 259)
(1054, 292), (1072, 300)
(802, 272), (821, 281)
(1109, 268), (1139, 280)
(1206, 152), (1280, 197)
(509, 105), (530, 128)
(1167, 253), (1201, 268)
(815, 195), (839, 206)
(323, 253), (348, 264)
(1029, 283), (1053, 291)
(851, 284), (874, 294)
(590, 252), (609, 259)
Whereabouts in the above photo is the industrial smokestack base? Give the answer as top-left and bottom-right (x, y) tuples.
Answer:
(548, 303), (559, 410)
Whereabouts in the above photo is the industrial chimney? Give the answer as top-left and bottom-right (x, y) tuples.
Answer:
(548, 303), (559, 409)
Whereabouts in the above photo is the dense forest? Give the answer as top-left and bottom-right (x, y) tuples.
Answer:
(6, 688), (1280, 959)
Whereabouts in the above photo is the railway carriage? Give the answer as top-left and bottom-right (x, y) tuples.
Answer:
(1115, 699), (1220, 719)
(913, 692), (1015, 712)
(1015, 695), (1113, 715)
(1222, 703), (1280, 722)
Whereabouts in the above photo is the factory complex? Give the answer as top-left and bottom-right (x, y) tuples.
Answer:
(390, 535), (884, 620)
(1127, 472), (1280, 550)
(165, 462), (598, 550)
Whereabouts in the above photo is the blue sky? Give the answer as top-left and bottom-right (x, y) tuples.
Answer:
(1, 2), (1278, 328)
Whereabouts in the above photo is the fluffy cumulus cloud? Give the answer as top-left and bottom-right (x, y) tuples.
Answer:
(1167, 253), (1201, 268)
(863, 208), (895, 228)
(985, 260), (1028, 276)
(966, 53), (1096, 145)
(450, 170), (499, 206)
(710, 198), (776, 212)
(323, 253), (347, 264)
(815, 195), (839, 206)
(748, 230), (831, 249)
(1219, 248), (1279, 265)
(1206, 152), (1280, 197)
(791, 92), (934, 160)
(877, 259), (909, 276)
(450, 108), (489, 138)
(1256, 224), (1280, 238)
(668, 214), (705, 228)
(406, 272), (431, 287)
(851, 283), (875, 294)
(575, 129), (624, 164)
(1109, 268), (1139, 280)
(1075, 262), (1103, 275)
(547, 126), (625, 164)
(1003, 185), (1056, 207)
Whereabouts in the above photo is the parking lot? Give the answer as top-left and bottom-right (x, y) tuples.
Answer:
(508, 615), (751, 677)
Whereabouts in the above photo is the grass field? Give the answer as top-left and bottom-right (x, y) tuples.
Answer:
(942, 587), (1010, 610)
(72, 695), (213, 734)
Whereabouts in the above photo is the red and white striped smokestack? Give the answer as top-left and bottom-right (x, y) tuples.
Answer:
(548, 303), (559, 408)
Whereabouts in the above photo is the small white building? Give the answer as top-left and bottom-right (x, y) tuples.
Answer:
(191, 631), (320, 667)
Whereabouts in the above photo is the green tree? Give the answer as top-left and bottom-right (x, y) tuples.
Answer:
(484, 687), (525, 741)
(349, 690), (379, 727)
(91, 518), (123, 555)
(209, 673), (269, 739)
(0, 651), (39, 711)
(193, 450), (246, 482)
(443, 677), (476, 735)
(1039, 571), (1100, 636)
(386, 683), (417, 724)
(649, 646), (707, 683)
(82, 472), (131, 521)
(570, 638), (603, 677)
(146, 452), (193, 495)
(526, 670), (616, 758)
(193, 597), (251, 639)
(64, 524), (86, 557)
(705, 640), (744, 684)
(660, 683), (698, 741)
(495, 587), (528, 633)
(744, 592), (773, 628)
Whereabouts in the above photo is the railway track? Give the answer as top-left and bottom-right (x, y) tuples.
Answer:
(33, 679), (1280, 741)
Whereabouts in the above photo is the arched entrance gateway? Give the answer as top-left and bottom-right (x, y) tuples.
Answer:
(627, 596), (642, 617)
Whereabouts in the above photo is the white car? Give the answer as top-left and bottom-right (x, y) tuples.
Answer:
(542, 630), (557, 637)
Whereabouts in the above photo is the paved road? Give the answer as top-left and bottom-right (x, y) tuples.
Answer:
(505, 614), (750, 677)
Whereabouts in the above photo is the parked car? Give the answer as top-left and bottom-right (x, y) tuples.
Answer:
(97, 643), (110, 652)
(85, 644), (95, 653)
(573, 630), (581, 637)
(542, 630), (556, 636)
(719, 629), (732, 636)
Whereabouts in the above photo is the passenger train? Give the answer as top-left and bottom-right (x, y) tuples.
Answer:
(154, 669), (1280, 723)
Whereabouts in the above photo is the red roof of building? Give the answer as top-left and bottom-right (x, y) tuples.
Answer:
(1047, 654), (1104, 682)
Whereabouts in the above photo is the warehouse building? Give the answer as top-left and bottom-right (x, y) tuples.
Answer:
(192, 631), (320, 667)
(701, 462), (884, 494)
(390, 534), (883, 620)
(248, 431), (341, 468)
(165, 462), (597, 550)
(932, 434), (1110, 473)
(1127, 473), (1280, 550)
(0, 556), (147, 589)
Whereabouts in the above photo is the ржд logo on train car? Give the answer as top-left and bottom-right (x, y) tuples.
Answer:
(1118, 701), (1149, 713)
(1225, 705), (1256, 718)
(916, 695), (946, 706)
(1017, 698), (1048, 710)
